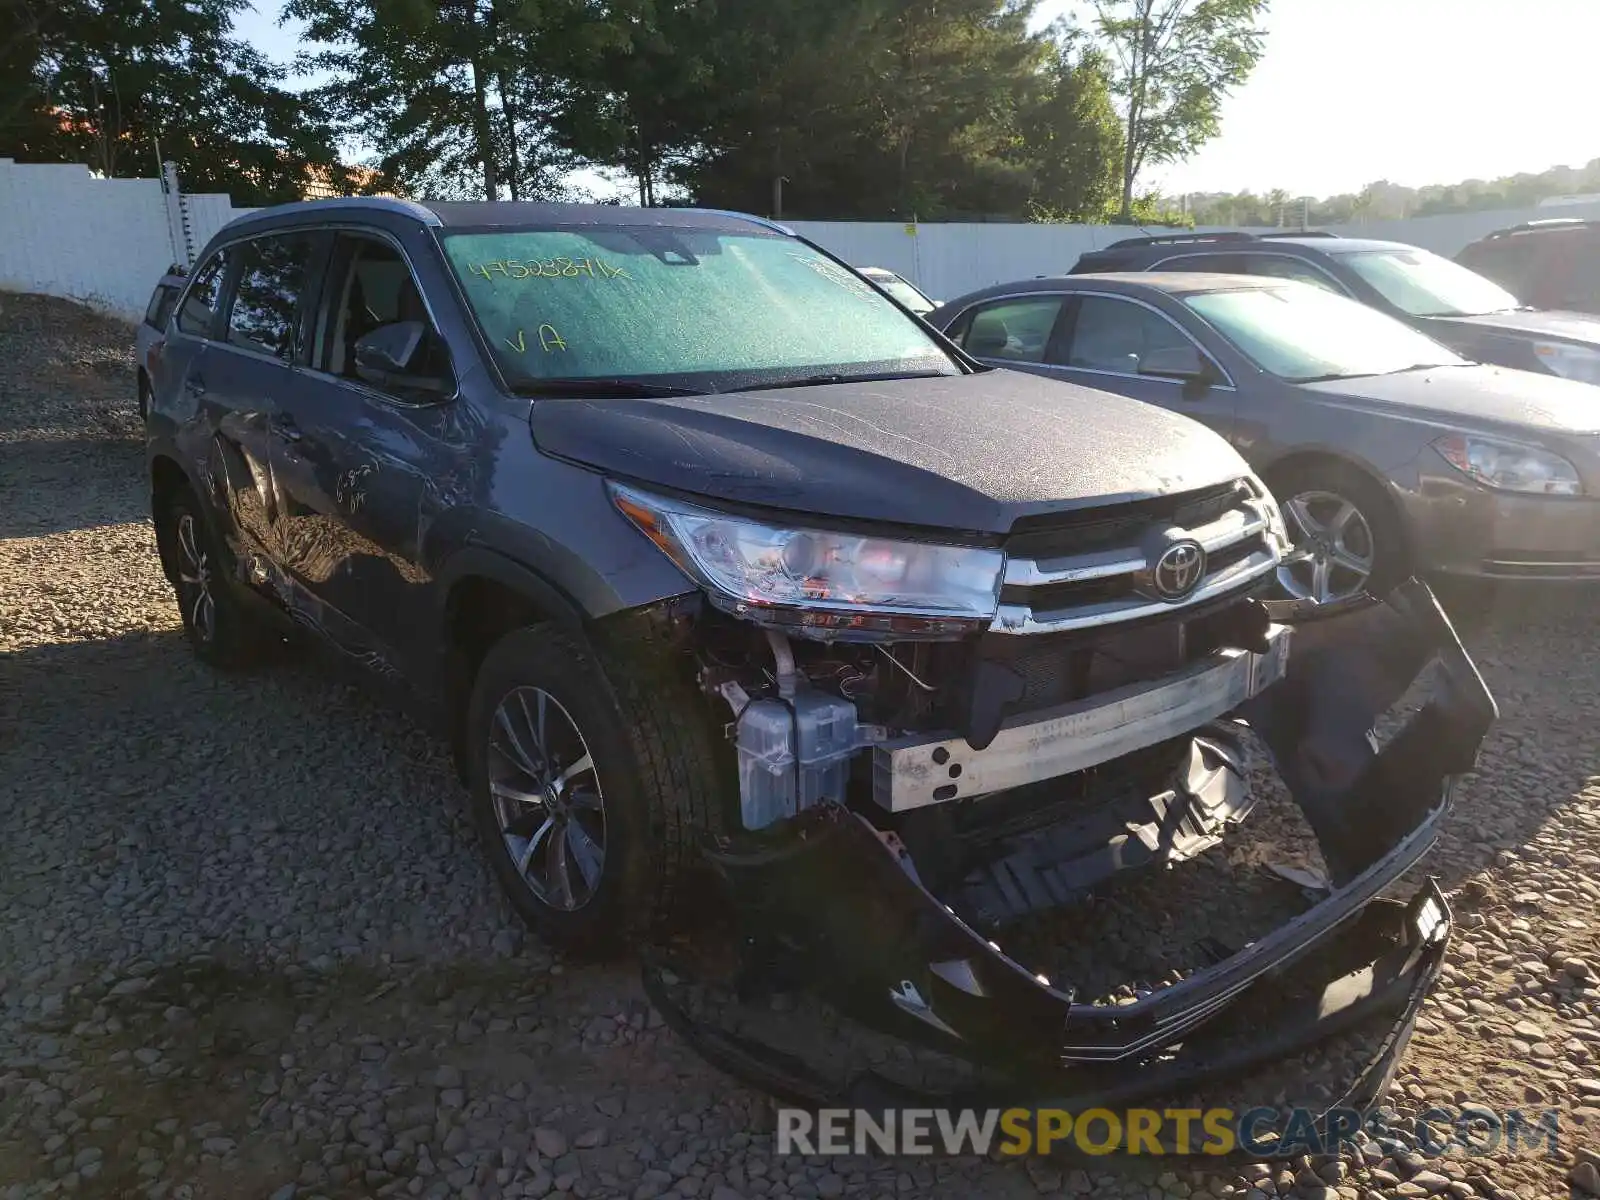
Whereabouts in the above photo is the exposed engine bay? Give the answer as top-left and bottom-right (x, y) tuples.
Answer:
(639, 579), (1496, 1153)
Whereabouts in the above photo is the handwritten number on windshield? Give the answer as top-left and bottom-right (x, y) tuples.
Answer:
(468, 257), (630, 283)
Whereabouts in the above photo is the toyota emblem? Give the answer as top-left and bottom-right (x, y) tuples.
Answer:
(1151, 539), (1206, 601)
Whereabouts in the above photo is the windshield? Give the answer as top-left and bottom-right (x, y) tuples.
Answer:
(871, 274), (934, 314)
(1337, 247), (1522, 317)
(1183, 283), (1468, 381)
(441, 227), (959, 390)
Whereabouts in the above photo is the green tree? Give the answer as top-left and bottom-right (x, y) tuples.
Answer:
(1090, 0), (1268, 220)
(289, 0), (592, 200)
(1020, 36), (1124, 221)
(0, 0), (348, 204)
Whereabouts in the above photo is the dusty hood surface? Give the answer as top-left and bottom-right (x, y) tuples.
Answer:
(1423, 306), (1600, 347)
(529, 370), (1247, 533)
(1304, 364), (1600, 435)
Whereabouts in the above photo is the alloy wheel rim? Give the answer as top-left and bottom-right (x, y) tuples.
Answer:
(175, 513), (217, 642)
(1276, 489), (1376, 604)
(486, 686), (606, 912)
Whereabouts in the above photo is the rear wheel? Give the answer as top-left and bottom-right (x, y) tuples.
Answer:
(1269, 463), (1408, 603)
(157, 488), (273, 668)
(137, 371), (151, 421)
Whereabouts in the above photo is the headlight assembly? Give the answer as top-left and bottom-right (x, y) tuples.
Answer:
(609, 483), (1005, 635)
(1532, 341), (1600, 386)
(1433, 433), (1583, 496)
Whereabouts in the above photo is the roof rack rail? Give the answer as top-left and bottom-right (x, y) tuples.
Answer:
(1258, 230), (1338, 239)
(1491, 218), (1596, 236)
(1102, 231), (1257, 249)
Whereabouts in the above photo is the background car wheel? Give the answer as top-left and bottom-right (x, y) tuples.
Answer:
(157, 489), (272, 668)
(1269, 463), (1408, 603)
(465, 625), (728, 956)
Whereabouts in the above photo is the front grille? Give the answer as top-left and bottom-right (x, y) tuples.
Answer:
(993, 480), (1280, 636)
(1006, 482), (1244, 561)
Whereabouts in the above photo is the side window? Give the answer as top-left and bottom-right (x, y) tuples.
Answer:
(227, 234), (317, 359)
(1245, 255), (1346, 294)
(177, 253), (228, 337)
(153, 286), (180, 330)
(961, 297), (1064, 363)
(1058, 296), (1195, 375)
(1156, 253), (1246, 273)
(144, 284), (178, 329)
(315, 234), (451, 397)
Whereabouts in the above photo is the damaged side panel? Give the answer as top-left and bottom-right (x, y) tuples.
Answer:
(648, 579), (1496, 1132)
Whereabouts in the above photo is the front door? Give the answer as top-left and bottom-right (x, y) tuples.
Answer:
(267, 231), (462, 682)
(1042, 294), (1238, 440)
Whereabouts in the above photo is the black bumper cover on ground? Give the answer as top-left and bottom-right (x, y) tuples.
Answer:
(643, 580), (1496, 1154)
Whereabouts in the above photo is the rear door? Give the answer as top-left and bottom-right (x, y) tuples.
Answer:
(267, 229), (461, 680)
(159, 245), (284, 565)
(947, 294), (1069, 370)
(201, 231), (325, 573)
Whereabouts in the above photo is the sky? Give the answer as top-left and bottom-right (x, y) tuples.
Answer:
(234, 0), (1600, 201)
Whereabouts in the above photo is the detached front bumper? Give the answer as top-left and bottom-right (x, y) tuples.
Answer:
(644, 580), (1495, 1150)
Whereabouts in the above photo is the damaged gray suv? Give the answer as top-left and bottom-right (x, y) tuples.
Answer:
(147, 199), (1496, 1136)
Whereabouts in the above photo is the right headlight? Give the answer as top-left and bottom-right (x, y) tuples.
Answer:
(1532, 341), (1600, 385)
(609, 482), (1006, 634)
(1433, 433), (1583, 496)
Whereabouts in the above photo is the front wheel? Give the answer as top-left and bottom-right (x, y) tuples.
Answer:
(1271, 465), (1408, 603)
(464, 625), (727, 955)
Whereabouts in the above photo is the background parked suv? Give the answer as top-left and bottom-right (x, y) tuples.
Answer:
(1456, 218), (1600, 315)
(1073, 230), (1600, 386)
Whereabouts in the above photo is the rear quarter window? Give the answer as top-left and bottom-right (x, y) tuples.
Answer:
(144, 284), (181, 329)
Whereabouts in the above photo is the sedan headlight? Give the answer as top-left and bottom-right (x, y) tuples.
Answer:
(610, 483), (1005, 633)
(1433, 433), (1583, 496)
(1533, 341), (1600, 385)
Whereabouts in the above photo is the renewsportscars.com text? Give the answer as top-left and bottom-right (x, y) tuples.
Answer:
(776, 1106), (1563, 1159)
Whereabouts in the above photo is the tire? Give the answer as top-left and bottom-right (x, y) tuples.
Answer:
(137, 371), (150, 421)
(464, 624), (728, 955)
(1267, 461), (1409, 603)
(157, 488), (273, 668)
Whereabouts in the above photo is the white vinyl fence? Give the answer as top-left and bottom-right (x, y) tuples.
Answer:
(0, 158), (255, 321)
(5, 155), (1599, 320)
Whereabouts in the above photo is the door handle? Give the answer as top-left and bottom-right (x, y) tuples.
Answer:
(270, 413), (303, 443)
(185, 375), (206, 398)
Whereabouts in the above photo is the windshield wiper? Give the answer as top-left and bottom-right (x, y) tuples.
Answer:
(511, 378), (713, 398)
(1289, 372), (1376, 383)
(728, 370), (950, 393)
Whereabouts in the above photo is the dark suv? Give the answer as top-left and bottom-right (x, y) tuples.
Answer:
(1457, 218), (1600, 317)
(1075, 230), (1600, 387)
(146, 198), (1492, 1115)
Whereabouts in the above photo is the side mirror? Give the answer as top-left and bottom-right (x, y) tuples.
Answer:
(1138, 344), (1212, 384)
(354, 321), (450, 396)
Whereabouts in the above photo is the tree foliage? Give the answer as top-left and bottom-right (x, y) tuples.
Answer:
(1089, 0), (1267, 220)
(0, 0), (1154, 221)
(1183, 159), (1600, 227)
(0, 0), (349, 205)
(288, 0), (1127, 220)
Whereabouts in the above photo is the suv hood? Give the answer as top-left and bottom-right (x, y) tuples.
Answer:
(529, 371), (1245, 533)
(1419, 307), (1600, 348)
(1305, 364), (1600, 435)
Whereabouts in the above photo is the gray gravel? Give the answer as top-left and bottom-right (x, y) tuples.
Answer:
(1, 292), (1597, 1200)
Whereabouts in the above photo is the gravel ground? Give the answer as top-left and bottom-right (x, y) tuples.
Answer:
(2, 291), (1598, 1200)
